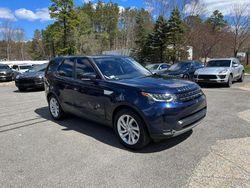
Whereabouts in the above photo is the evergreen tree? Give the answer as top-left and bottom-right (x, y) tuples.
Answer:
(206, 10), (227, 31)
(49, 0), (79, 55)
(167, 8), (185, 63)
(134, 9), (153, 63)
(149, 16), (168, 63)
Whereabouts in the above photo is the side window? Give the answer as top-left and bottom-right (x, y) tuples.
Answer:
(161, 64), (169, 69)
(57, 58), (74, 78)
(76, 58), (96, 80)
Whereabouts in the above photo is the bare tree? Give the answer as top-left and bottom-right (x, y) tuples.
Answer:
(15, 28), (25, 60)
(144, 0), (170, 17)
(183, 0), (207, 16)
(1, 20), (14, 60)
(230, 3), (250, 57)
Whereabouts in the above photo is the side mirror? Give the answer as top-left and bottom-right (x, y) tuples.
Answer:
(233, 64), (238, 68)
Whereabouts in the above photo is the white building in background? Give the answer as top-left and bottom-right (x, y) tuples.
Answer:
(0, 60), (49, 66)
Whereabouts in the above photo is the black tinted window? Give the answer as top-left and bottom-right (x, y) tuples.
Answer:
(76, 58), (96, 80)
(58, 59), (74, 78)
(207, 60), (231, 67)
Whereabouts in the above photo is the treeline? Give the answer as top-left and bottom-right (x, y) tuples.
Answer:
(1, 0), (250, 64)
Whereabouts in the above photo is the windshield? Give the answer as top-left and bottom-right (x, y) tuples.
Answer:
(27, 64), (48, 72)
(0, 65), (10, 70)
(207, 60), (231, 67)
(146, 64), (160, 70)
(20, 65), (32, 70)
(169, 63), (190, 71)
(94, 57), (152, 80)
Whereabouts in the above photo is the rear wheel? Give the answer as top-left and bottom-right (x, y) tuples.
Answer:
(238, 71), (244, 82)
(114, 109), (150, 149)
(49, 95), (65, 120)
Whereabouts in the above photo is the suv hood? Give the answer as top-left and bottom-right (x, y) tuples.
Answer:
(196, 67), (230, 74)
(115, 76), (199, 94)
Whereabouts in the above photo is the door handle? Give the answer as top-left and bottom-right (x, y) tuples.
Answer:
(73, 87), (78, 91)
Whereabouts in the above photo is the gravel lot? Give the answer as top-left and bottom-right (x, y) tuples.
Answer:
(0, 78), (250, 188)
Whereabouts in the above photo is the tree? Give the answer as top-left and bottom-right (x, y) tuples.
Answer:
(133, 9), (153, 63)
(149, 16), (168, 63)
(29, 30), (46, 60)
(49, 0), (79, 55)
(167, 8), (185, 62)
(206, 10), (227, 31)
(230, 3), (250, 57)
(15, 28), (25, 60)
(1, 20), (14, 60)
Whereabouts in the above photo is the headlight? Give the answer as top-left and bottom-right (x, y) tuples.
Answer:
(141, 92), (176, 102)
(219, 69), (228, 74)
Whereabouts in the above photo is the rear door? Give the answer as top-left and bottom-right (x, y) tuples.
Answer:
(71, 57), (106, 121)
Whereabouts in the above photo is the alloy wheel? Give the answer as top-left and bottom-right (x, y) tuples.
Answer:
(117, 115), (140, 145)
(50, 97), (60, 118)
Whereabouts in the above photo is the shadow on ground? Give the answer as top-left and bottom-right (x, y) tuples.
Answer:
(35, 107), (192, 153)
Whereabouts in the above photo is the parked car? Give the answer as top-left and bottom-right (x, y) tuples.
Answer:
(193, 58), (245, 87)
(160, 60), (204, 80)
(0, 64), (14, 81)
(15, 63), (48, 91)
(146, 63), (170, 74)
(45, 56), (207, 149)
(12, 64), (33, 78)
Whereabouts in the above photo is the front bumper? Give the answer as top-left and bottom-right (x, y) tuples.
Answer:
(141, 94), (207, 139)
(193, 74), (229, 83)
(0, 75), (13, 81)
(15, 79), (44, 89)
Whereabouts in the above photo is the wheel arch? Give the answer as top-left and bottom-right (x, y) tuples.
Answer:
(112, 104), (150, 133)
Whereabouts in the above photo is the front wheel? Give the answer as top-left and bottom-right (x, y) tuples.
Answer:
(114, 109), (150, 149)
(238, 72), (244, 82)
(226, 75), (233, 87)
(49, 95), (65, 120)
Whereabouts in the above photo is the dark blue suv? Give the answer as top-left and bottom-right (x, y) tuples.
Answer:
(45, 56), (207, 149)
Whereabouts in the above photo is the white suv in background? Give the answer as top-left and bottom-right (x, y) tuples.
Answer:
(193, 58), (245, 87)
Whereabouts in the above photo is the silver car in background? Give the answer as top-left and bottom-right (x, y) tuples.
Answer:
(146, 63), (170, 74)
(193, 58), (245, 87)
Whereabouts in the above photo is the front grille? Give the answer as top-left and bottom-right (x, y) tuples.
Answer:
(198, 75), (217, 79)
(177, 89), (203, 102)
(17, 79), (35, 84)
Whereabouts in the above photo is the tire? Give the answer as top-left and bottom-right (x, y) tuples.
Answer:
(183, 74), (190, 80)
(226, 74), (233, 87)
(114, 109), (150, 149)
(18, 87), (26, 92)
(238, 71), (244, 82)
(48, 95), (65, 120)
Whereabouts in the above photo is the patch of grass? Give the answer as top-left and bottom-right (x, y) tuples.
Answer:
(244, 65), (250, 74)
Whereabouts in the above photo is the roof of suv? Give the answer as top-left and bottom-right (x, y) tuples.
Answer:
(209, 58), (238, 61)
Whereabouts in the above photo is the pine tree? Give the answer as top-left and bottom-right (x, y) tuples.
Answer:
(49, 0), (79, 55)
(149, 16), (168, 63)
(134, 9), (153, 63)
(206, 10), (227, 31)
(168, 8), (185, 63)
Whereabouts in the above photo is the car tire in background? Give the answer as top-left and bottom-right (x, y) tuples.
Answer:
(114, 108), (150, 149)
(238, 71), (245, 82)
(226, 74), (233, 87)
(18, 87), (26, 92)
(48, 95), (65, 120)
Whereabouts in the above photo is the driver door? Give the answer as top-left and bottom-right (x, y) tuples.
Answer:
(232, 61), (240, 78)
(71, 57), (106, 122)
